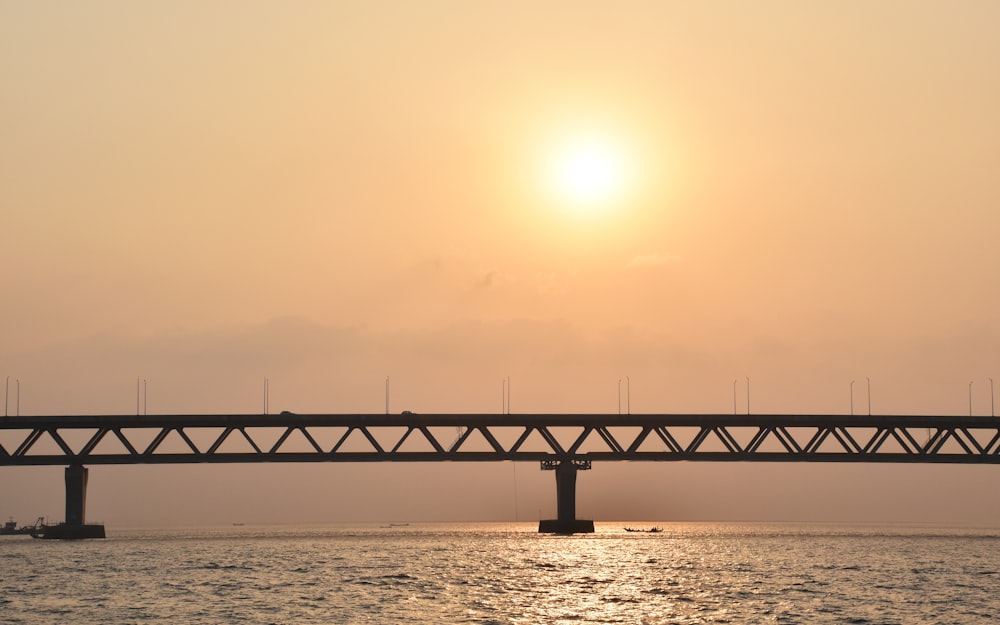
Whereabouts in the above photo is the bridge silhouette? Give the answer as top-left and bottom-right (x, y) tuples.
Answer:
(3, 413), (1000, 534)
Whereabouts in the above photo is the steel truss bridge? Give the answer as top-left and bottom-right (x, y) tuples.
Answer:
(4, 413), (1000, 534)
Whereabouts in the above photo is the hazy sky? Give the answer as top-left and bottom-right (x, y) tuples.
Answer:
(2, 2), (999, 527)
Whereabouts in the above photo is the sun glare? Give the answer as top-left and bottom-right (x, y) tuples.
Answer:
(543, 135), (632, 217)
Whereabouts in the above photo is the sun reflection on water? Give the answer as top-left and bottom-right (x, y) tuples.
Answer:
(3, 523), (999, 624)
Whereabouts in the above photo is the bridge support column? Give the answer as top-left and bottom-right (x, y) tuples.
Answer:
(65, 464), (88, 526)
(538, 459), (594, 534)
(44, 465), (105, 539)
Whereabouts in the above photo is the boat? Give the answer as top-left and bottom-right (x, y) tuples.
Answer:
(624, 526), (663, 533)
(1, 518), (39, 536)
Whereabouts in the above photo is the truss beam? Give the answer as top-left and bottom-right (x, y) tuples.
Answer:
(2, 414), (1000, 466)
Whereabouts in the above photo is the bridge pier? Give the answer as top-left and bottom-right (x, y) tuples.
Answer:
(538, 459), (594, 534)
(34, 464), (106, 539)
(65, 464), (89, 526)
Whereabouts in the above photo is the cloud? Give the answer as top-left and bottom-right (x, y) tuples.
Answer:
(474, 269), (515, 290)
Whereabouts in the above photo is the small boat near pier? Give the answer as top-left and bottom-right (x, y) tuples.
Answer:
(1, 518), (39, 536)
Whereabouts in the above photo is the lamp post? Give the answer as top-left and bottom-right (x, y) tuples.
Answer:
(969, 381), (974, 416)
(991, 377), (995, 417)
(850, 380), (855, 416)
(733, 379), (738, 415)
(866, 377), (871, 416)
(746, 376), (750, 415)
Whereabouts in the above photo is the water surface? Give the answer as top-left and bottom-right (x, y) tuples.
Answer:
(2, 522), (997, 624)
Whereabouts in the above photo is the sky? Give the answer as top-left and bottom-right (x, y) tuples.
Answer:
(2, 1), (999, 527)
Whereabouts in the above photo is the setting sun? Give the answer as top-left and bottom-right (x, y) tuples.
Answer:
(543, 134), (633, 216)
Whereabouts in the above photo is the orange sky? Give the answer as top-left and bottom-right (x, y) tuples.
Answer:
(2, 2), (999, 526)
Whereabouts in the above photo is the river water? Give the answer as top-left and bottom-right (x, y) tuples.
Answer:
(2, 522), (998, 624)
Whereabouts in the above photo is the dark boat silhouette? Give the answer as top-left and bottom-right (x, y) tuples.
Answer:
(1, 518), (37, 536)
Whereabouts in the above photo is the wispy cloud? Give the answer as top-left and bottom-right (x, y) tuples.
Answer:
(475, 269), (515, 290)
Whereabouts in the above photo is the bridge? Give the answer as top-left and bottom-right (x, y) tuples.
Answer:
(3, 413), (1000, 534)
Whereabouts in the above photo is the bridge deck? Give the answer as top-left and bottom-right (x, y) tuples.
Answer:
(2, 414), (999, 466)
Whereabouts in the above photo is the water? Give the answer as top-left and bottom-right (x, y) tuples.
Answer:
(2, 523), (998, 624)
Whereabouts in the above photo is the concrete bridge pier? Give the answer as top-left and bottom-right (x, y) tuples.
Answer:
(538, 459), (594, 534)
(65, 464), (89, 526)
(39, 464), (106, 539)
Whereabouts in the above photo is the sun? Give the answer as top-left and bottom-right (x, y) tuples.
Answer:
(543, 135), (632, 217)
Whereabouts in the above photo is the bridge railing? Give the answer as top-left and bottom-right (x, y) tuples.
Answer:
(2, 414), (999, 466)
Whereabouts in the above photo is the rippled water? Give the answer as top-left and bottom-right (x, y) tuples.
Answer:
(2, 523), (998, 624)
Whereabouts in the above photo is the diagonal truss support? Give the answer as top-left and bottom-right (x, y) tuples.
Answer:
(3, 413), (1000, 466)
